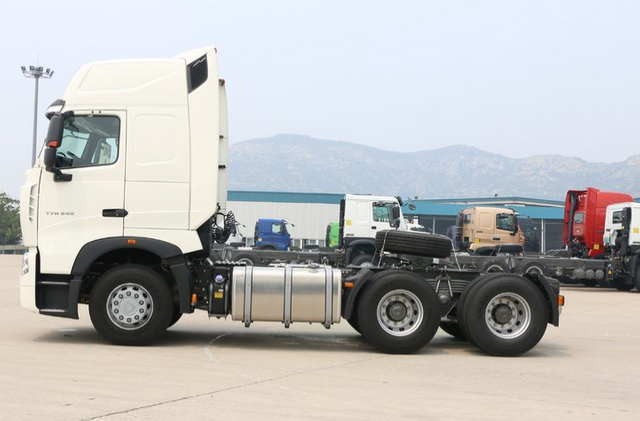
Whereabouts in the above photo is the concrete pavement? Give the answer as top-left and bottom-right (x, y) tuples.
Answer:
(1, 255), (639, 420)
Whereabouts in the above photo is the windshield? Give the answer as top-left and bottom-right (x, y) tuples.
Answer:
(496, 213), (516, 231)
(56, 115), (120, 168)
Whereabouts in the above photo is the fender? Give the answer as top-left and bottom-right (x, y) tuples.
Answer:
(71, 237), (195, 313)
(523, 273), (561, 326)
(343, 238), (376, 264)
(342, 268), (376, 320)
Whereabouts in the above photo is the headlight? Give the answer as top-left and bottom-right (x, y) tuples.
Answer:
(21, 253), (29, 276)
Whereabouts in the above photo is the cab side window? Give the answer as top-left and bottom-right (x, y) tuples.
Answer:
(57, 115), (120, 169)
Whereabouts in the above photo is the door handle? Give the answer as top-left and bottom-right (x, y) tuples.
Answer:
(493, 237), (500, 241)
(103, 209), (128, 218)
(371, 226), (377, 229)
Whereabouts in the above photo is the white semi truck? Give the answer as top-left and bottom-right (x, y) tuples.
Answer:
(19, 46), (563, 355)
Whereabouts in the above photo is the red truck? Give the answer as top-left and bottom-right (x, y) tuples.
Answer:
(564, 188), (634, 258)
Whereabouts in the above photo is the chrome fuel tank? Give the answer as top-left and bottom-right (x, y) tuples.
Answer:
(231, 265), (342, 328)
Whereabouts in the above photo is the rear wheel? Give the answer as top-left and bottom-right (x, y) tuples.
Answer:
(89, 265), (173, 345)
(612, 279), (634, 291)
(233, 251), (263, 266)
(514, 259), (550, 277)
(459, 274), (548, 356)
(356, 271), (441, 354)
(477, 258), (510, 273)
(351, 253), (374, 267)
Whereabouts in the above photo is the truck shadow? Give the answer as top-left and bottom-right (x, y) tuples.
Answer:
(31, 325), (565, 357)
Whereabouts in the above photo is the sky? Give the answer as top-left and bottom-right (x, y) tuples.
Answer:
(1, 0), (640, 198)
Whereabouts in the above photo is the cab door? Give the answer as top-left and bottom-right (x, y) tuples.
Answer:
(38, 112), (126, 274)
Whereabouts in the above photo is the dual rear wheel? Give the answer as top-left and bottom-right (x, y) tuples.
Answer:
(352, 271), (549, 356)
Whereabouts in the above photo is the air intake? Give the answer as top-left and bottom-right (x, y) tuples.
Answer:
(187, 54), (208, 93)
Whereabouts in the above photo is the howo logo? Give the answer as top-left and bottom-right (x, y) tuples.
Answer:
(45, 211), (75, 216)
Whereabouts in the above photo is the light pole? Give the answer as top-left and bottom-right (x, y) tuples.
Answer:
(21, 65), (54, 166)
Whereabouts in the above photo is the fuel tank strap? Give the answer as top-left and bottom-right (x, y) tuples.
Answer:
(284, 266), (293, 328)
(243, 266), (253, 327)
(324, 266), (333, 328)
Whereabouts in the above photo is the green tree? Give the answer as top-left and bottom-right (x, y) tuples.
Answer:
(0, 192), (21, 245)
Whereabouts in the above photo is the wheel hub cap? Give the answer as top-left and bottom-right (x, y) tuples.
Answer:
(377, 289), (424, 337)
(485, 293), (531, 339)
(107, 283), (154, 331)
(387, 302), (408, 321)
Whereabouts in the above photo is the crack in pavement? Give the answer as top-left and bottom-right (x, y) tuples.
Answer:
(82, 354), (384, 420)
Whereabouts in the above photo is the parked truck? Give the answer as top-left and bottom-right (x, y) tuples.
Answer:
(564, 188), (634, 258)
(453, 206), (525, 252)
(218, 194), (411, 267)
(19, 46), (562, 355)
(448, 188), (640, 290)
(253, 218), (292, 250)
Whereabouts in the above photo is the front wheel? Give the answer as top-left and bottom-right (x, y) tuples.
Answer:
(89, 265), (173, 345)
(356, 271), (441, 354)
(459, 274), (548, 356)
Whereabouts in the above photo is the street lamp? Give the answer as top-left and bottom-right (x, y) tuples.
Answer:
(21, 65), (54, 166)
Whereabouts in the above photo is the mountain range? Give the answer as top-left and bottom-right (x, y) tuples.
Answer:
(228, 134), (640, 200)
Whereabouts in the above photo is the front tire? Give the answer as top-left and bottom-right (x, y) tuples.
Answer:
(89, 265), (173, 345)
(460, 274), (548, 356)
(356, 271), (441, 354)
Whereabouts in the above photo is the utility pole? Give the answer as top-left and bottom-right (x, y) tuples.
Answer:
(21, 65), (54, 166)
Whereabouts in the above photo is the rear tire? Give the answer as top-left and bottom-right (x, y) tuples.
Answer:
(460, 274), (548, 356)
(612, 279), (634, 291)
(351, 253), (374, 267)
(356, 270), (441, 354)
(233, 251), (263, 266)
(89, 265), (173, 345)
(514, 259), (550, 277)
(477, 258), (510, 273)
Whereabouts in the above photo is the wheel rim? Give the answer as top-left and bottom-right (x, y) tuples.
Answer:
(485, 264), (505, 272)
(525, 266), (544, 275)
(106, 283), (154, 330)
(376, 289), (423, 337)
(484, 292), (531, 339)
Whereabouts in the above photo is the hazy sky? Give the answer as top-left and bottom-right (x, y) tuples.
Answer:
(2, 0), (640, 198)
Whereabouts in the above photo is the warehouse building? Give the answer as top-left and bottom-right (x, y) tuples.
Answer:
(227, 191), (567, 252)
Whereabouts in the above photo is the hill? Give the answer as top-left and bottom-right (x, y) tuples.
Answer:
(228, 134), (640, 199)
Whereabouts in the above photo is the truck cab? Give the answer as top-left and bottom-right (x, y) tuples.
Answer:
(454, 207), (524, 252)
(339, 194), (407, 265)
(603, 202), (640, 256)
(564, 188), (633, 257)
(253, 219), (292, 250)
(20, 46), (228, 318)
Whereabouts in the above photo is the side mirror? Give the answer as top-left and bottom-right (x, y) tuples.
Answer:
(392, 206), (400, 220)
(42, 114), (72, 182)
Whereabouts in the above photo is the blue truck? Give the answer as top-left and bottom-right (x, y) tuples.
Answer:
(253, 219), (292, 251)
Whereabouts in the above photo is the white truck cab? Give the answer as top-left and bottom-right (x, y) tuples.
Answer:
(20, 46), (228, 316)
(603, 202), (640, 252)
